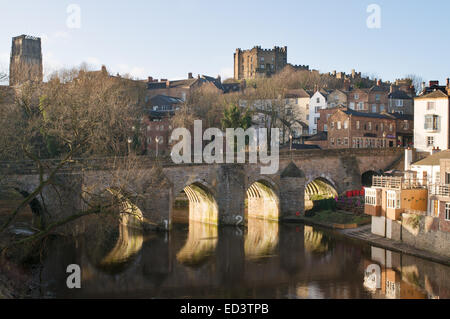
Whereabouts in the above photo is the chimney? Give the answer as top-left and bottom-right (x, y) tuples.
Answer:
(429, 80), (439, 87)
(188, 72), (193, 79)
(390, 84), (397, 94)
(101, 65), (107, 74)
(447, 78), (450, 88)
(377, 79), (382, 86)
(148, 76), (153, 83)
(166, 80), (170, 88)
(405, 148), (413, 171)
(217, 75), (221, 82)
(343, 78), (350, 91)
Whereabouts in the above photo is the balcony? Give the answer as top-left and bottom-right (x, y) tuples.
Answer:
(430, 184), (450, 197)
(372, 176), (427, 189)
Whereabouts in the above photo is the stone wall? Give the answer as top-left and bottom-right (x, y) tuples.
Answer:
(402, 213), (450, 258)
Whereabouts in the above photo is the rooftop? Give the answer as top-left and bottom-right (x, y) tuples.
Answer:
(412, 150), (450, 166)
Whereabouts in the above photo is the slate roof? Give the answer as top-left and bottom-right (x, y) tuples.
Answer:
(149, 95), (183, 106)
(415, 89), (449, 99)
(342, 109), (394, 119)
(306, 131), (328, 141)
(412, 150), (450, 166)
(388, 90), (413, 99)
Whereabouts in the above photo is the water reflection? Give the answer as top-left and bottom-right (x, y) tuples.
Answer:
(245, 219), (278, 260)
(32, 217), (450, 299)
(303, 225), (332, 254)
(176, 221), (218, 267)
(363, 247), (449, 299)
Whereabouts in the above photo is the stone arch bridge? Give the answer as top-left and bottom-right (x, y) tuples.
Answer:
(0, 148), (403, 230)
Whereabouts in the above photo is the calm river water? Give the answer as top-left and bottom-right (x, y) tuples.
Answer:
(32, 218), (450, 299)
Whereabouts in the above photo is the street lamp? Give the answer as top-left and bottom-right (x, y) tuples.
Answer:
(127, 137), (133, 155)
(155, 136), (161, 157)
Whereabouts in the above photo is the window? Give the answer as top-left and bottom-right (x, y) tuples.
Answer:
(371, 104), (377, 113)
(387, 191), (400, 209)
(315, 106), (320, 113)
(261, 57), (265, 62)
(331, 122), (335, 128)
(314, 117), (319, 124)
(330, 138), (335, 145)
(324, 124), (328, 131)
(344, 120), (348, 129)
(349, 102), (355, 109)
(389, 124), (393, 132)
(427, 102), (436, 110)
(375, 94), (380, 101)
(344, 137), (348, 145)
(445, 203), (450, 221)
(358, 102), (364, 110)
(260, 64), (265, 69)
(316, 97), (320, 103)
(365, 188), (377, 206)
(337, 121), (342, 129)
(424, 115), (440, 131)
(337, 138), (341, 145)
(445, 172), (450, 184)
(403, 121), (409, 130)
(356, 121), (360, 129)
(354, 94), (359, 100)
(427, 136), (434, 147)
(396, 100), (403, 107)
(368, 122), (372, 130)
(380, 105), (385, 112)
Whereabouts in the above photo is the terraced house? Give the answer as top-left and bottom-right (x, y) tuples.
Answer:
(327, 109), (397, 149)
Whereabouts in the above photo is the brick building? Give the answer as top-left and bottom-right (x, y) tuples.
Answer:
(141, 95), (183, 156)
(327, 109), (397, 149)
(388, 87), (414, 115)
(146, 73), (224, 101)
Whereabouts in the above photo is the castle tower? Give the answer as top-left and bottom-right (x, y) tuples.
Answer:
(234, 45), (288, 81)
(9, 35), (43, 86)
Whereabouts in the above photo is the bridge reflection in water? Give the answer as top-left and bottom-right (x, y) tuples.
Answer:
(34, 215), (450, 299)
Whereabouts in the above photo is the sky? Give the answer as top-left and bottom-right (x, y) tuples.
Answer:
(0, 0), (449, 84)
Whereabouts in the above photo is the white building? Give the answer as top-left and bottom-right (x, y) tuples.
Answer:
(414, 85), (450, 152)
(309, 90), (330, 134)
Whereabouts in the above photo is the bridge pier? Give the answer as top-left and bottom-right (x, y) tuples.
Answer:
(216, 164), (246, 226)
(279, 162), (306, 221)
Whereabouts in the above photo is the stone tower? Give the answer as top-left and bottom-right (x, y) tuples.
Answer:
(234, 46), (291, 80)
(9, 35), (43, 86)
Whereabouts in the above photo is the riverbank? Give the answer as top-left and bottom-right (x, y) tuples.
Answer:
(289, 215), (450, 267)
(340, 224), (450, 267)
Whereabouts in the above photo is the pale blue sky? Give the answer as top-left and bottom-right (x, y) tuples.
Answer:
(1, 0), (449, 84)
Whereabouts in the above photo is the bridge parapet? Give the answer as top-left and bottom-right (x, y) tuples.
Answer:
(0, 148), (404, 175)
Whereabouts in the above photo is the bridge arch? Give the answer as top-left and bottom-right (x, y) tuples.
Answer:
(361, 170), (378, 187)
(180, 181), (218, 225)
(0, 181), (46, 229)
(246, 177), (280, 221)
(305, 176), (338, 210)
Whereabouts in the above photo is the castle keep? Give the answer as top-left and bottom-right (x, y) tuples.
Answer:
(234, 46), (308, 80)
(9, 35), (43, 86)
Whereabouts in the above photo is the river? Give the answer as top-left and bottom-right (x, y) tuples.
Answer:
(28, 216), (450, 299)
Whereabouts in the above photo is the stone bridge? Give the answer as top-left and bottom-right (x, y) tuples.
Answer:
(0, 148), (403, 230)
